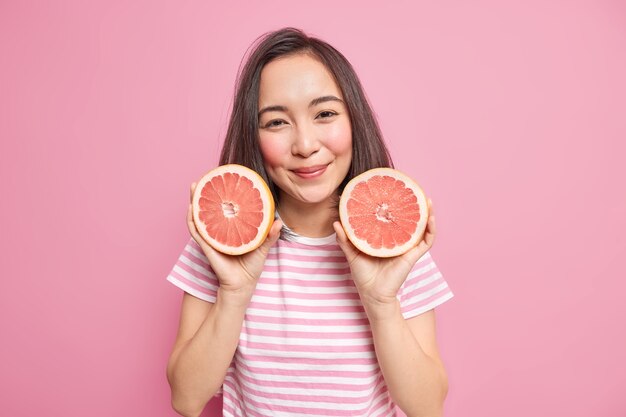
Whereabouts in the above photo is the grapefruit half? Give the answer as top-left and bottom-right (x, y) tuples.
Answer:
(339, 168), (429, 258)
(192, 164), (274, 255)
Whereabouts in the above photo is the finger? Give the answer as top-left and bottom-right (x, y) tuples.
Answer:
(257, 218), (283, 256)
(186, 204), (215, 255)
(426, 214), (436, 243)
(402, 243), (428, 267)
(186, 203), (202, 243)
(420, 198), (436, 247)
(186, 203), (194, 229)
(404, 227), (435, 266)
(266, 218), (283, 246)
(190, 182), (197, 202)
(268, 218), (283, 241)
(333, 221), (360, 262)
(407, 213), (436, 265)
(427, 199), (434, 219)
(415, 225), (435, 256)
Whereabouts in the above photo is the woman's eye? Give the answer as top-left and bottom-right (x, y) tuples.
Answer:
(317, 111), (337, 119)
(265, 119), (286, 128)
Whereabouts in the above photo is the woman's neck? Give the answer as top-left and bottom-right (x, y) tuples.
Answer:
(277, 194), (339, 238)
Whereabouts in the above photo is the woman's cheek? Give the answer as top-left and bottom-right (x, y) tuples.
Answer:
(258, 135), (285, 168)
(324, 120), (352, 154)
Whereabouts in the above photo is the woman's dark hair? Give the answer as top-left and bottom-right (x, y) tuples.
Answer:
(219, 27), (393, 204)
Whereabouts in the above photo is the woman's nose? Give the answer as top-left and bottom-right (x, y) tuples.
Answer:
(291, 124), (320, 157)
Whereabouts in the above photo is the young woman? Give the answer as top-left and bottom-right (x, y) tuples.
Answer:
(166, 27), (454, 417)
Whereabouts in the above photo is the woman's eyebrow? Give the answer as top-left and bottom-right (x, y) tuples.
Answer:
(258, 105), (287, 117)
(258, 96), (344, 118)
(309, 95), (344, 107)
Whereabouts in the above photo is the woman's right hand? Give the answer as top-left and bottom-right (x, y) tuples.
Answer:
(186, 182), (282, 304)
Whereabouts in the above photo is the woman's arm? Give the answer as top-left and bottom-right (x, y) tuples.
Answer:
(364, 301), (448, 417)
(166, 290), (250, 417)
(333, 199), (449, 416)
(166, 185), (283, 416)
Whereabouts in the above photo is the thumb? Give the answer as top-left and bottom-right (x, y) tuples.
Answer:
(333, 221), (360, 262)
(257, 218), (283, 256)
(401, 244), (427, 269)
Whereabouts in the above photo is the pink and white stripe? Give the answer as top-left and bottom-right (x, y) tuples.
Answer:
(167, 234), (453, 416)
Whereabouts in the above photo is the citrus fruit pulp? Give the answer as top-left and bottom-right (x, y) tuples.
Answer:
(192, 164), (274, 255)
(339, 168), (429, 258)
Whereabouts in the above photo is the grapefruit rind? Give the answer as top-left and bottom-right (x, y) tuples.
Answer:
(192, 164), (274, 255)
(339, 168), (429, 258)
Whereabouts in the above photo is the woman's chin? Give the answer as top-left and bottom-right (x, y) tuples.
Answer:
(284, 189), (338, 207)
(299, 195), (333, 205)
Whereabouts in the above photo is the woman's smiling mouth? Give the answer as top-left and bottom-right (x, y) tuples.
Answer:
(291, 164), (329, 179)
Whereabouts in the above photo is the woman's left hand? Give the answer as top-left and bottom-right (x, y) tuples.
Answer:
(333, 199), (436, 319)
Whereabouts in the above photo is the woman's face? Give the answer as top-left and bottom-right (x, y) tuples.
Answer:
(257, 53), (352, 208)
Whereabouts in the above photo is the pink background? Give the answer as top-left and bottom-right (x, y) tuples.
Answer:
(1, 0), (625, 416)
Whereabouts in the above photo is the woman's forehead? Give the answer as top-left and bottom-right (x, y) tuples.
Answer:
(258, 54), (343, 106)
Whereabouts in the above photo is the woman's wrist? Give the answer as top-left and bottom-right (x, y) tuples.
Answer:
(360, 294), (402, 323)
(217, 287), (255, 310)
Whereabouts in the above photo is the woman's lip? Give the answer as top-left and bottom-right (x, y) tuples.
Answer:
(292, 164), (328, 178)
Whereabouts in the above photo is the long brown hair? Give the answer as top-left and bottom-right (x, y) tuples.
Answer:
(219, 27), (393, 204)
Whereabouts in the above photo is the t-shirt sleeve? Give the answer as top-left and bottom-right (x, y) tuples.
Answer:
(397, 251), (454, 319)
(166, 237), (219, 303)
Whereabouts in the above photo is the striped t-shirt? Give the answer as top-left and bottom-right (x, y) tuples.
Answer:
(167, 231), (453, 417)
